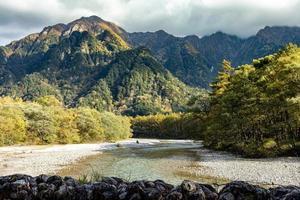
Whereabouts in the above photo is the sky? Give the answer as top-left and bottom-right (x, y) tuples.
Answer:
(1, 0), (300, 45)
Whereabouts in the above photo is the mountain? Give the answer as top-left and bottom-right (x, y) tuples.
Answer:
(234, 26), (300, 66)
(1, 16), (300, 114)
(128, 31), (213, 88)
(0, 16), (201, 115)
(127, 26), (300, 87)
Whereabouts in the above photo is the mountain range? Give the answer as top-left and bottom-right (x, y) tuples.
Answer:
(0, 16), (300, 114)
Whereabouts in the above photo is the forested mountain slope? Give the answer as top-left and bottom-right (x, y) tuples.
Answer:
(0, 16), (202, 115)
(128, 26), (300, 87)
(1, 16), (300, 115)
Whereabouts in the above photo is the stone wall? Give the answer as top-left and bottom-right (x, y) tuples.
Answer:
(0, 174), (299, 199)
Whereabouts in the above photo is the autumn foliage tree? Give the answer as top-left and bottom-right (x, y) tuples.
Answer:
(204, 44), (300, 157)
(0, 96), (132, 146)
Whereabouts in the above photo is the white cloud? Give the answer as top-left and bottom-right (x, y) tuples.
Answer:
(1, 0), (300, 45)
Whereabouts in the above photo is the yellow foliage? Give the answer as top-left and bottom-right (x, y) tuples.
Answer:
(0, 96), (132, 146)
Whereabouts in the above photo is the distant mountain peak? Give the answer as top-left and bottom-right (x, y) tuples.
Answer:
(40, 23), (67, 37)
(255, 25), (300, 44)
(80, 15), (104, 22)
(154, 29), (169, 35)
(68, 15), (105, 27)
(2, 16), (300, 90)
(206, 31), (240, 40)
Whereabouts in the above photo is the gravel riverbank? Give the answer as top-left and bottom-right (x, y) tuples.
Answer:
(194, 148), (300, 186)
(0, 139), (299, 186)
(0, 139), (160, 176)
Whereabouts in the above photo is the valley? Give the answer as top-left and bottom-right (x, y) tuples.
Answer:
(0, 9), (299, 199)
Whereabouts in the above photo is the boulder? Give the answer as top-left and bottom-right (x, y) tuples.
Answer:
(0, 174), (299, 200)
(218, 181), (270, 200)
(270, 185), (300, 200)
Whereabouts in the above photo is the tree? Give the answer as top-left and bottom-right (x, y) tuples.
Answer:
(0, 106), (26, 145)
(78, 80), (113, 112)
(17, 73), (62, 101)
(22, 103), (58, 144)
(204, 44), (300, 157)
(74, 107), (104, 141)
(99, 112), (132, 141)
(53, 107), (80, 144)
(35, 95), (63, 107)
(210, 60), (233, 96)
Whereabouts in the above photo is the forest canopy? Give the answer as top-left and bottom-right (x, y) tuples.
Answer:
(0, 96), (132, 146)
(204, 44), (300, 157)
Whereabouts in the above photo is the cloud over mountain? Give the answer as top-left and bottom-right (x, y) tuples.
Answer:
(1, 0), (300, 45)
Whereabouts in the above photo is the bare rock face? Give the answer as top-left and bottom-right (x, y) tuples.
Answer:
(0, 174), (299, 200)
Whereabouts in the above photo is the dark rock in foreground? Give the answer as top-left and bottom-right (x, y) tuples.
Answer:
(0, 174), (299, 200)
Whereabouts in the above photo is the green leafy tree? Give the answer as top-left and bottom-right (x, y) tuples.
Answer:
(99, 112), (132, 141)
(22, 103), (58, 144)
(53, 107), (80, 144)
(204, 44), (300, 157)
(74, 107), (104, 141)
(78, 80), (113, 112)
(35, 95), (63, 107)
(0, 106), (26, 145)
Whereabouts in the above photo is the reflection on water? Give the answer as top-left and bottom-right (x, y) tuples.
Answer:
(60, 140), (222, 184)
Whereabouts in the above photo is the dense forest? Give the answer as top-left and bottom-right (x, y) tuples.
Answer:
(0, 96), (132, 146)
(132, 113), (206, 139)
(133, 44), (300, 157)
(204, 44), (300, 157)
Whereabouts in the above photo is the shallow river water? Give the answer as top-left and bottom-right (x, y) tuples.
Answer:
(59, 140), (216, 184)
(58, 139), (300, 186)
(1, 139), (298, 186)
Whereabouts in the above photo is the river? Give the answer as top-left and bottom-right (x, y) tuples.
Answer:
(58, 139), (300, 186)
(0, 139), (299, 186)
(59, 140), (216, 184)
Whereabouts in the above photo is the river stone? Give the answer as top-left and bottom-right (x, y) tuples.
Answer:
(195, 184), (218, 200)
(102, 177), (119, 185)
(181, 180), (197, 193)
(269, 185), (300, 200)
(74, 184), (92, 200)
(46, 175), (63, 188)
(145, 181), (156, 188)
(128, 181), (146, 194)
(129, 193), (142, 200)
(1, 174), (300, 200)
(118, 191), (128, 200)
(218, 181), (270, 200)
(37, 182), (48, 191)
(166, 191), (183, 200)
(92, 182), (117, 199)
(218, 192), (235, 200)
(283, 190), (300, 200)
(64, 176), (79, 187)
(35, 174), (49, 184)
(37, 183), (56, 199)
(143, 188), (163, 200)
